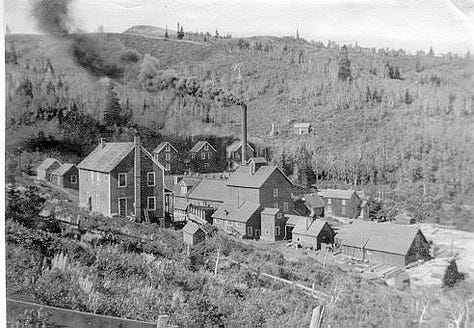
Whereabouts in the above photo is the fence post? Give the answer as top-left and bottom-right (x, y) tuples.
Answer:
(310, 305), (325, 328)
(157, 314), (169, 328)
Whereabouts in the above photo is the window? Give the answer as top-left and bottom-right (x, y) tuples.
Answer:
(118, 198), (127, 216)
(327, 206), (332, 214)
(165, 144), (170, 152)
(147, 172), (155, 186)
(147, 197), (156, 210)
(192, 153), (196, 159)
(274, 203), (278, 209)
(247, 226), (253, 236)
(95, 194), (100, 210)
(296, 237), (301, 242)
(208, 152), (212, 160)
(265, 229), (270, 235)
(283, 202), (289, 212)
(166, 163), (170, 171)
(97, 173), (100, 185)
(273, 188), (278, 198)
(342, 200), (346, 206)
(90, 171), (94, 181)
(328, 199), (332, 205)
(70, 175), (77, 184)
(276, 226), (281, 236)
(204, 143), (209, 151)
(165, 153), (170, 161)
(201, 152), (206, 160)
(341, 206), (346, 216)
(118, 173), (127, 187)
(277, 212), (283, 219)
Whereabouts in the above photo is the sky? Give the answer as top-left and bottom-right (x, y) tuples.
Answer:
(4, 0), (474, 54)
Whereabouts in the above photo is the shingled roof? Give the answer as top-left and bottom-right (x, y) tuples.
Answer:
(318, 189), (358, 200)
(188, 178), (227, 203)
(302, 193), (325, 208)
(337, 221), (425, 255)
(293, 220), (332, 237)
(226, 140), (254, 153)
(190, 141), (216, 152)
(37, 158), (61, 171)
(227, 165), (291, 188)
(153, 142), (178, 153)
(50, 163), (76, 176)
(212, 201), (261, 223)
(182, 221), (203, 235)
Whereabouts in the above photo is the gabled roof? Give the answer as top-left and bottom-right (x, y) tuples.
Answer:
(285, 214), (308, 227)
(248, 157), (267, 164)
(318, 189), (358, 200)
(78, 142), (164, 173)
(227, 165), (292, 189)
(37, 158), (61, 171)
(188, 179), (227, 203)
(338, 221), (425, 255)
(50, 163), (77, 176)
(182, 221), (204, 235)
(226, 140), (255, 153)
(261, 207), (280, 215)
(78, 142), (134, 172)
(294, 122), (311, 128)
(190, 141), (216, 153)
(212, 201), (261, 223)
(302, 193), (325, 208)
(153, 142), (178, 153)
(165, 176), (202, 198)
(293, 220), (332, 237)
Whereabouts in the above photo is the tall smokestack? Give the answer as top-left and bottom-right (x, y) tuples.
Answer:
(134, 134), (142, 222)
(241, 104), (248, 166)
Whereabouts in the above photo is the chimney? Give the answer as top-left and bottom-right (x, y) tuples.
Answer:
(241, 104), (248, 166)
(100, 138), (106, 149)
(134, 134), (142, 222)
(173, 175), (180, 185)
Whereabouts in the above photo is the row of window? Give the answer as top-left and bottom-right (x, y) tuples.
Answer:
(264, 226), (281, 236)
(327, 199), (346, 205)
(118, 172), (156, 187)
(326, 206), (346, 215)
(273, 202), (289, 212)
(118, 197), (156, 216)
(191, 152), (213, 160)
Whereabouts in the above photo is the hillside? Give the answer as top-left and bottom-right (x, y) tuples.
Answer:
(5, 32), (474, 229)
(124, 25), (177, 38)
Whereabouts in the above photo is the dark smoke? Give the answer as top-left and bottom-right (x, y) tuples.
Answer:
(31, 0), (73, 35)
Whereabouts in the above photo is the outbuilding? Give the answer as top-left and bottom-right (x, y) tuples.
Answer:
(182, 221), (207, 246)
(292, 219), (335, 250)
(36, 158), (61, 181)
(50, 163), (79, 189)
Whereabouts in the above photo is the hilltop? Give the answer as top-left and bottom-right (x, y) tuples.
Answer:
(124, 25), (177, 38)
(5, 32), (474, 229)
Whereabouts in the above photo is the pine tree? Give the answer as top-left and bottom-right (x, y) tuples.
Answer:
(443, 259), (464, 288)
(164, 26), (169, 39)
(428, 46), (435, 57)
(103, 83), (122, 126)
(215, 29), (219, 40)
(465, 49), (471, 60)
(338, 45), (352, 82)
(296, 29), (300, 40)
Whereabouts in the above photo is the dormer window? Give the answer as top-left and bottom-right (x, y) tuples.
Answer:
(204, 143), (209, 151)
(165, 144), (170, 152)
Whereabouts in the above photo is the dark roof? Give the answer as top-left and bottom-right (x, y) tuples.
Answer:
(227, 165), (291, 189)
(261, 207), (280, 215)
(212, 201), (261, 223)
(50, 163), (76, 176)
(293, 220), (332, 237)
(226, 140), (254, 153)
(153, 142), (178, 153)
(338, 221), (424, 255)
(302, 193), (325, 208)
(188, 178), (227, 203)
(78, 142), (164, 173)
(190, 141), (216, 152)
(182, 221), (203, 235)
(318, 189), (358, 200)
(37, 158), (61, 171)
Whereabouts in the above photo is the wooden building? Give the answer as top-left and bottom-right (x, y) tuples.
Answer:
(293, 193), (325, 218)
(182, 221), (207, 246)
(50, 163), (79, 189)
(337, 221), (431, 266)
(190, 141), (217, 172)
(212, 201), (261, 238)
(36, 158), (61, 181)
(292, 219), (335, 250)
(318, 189), (362, 219)
(260, 207), (286, 242)
(153, 142), (180, 174)
(77, 136), (165, 223)
(226, 140), (255, 170)
(293, 123), (311, 135)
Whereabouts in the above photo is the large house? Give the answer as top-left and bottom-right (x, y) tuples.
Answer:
(77, 136), (165, 223)
(226, 140), (255, 170)
(189, 141), (217, 172)
(50, 163), (78, 190)
(336, 221), (431, 266)
(318, 189), (362, 219)
(36, 158), (61, 181)
(153, 142), (180, 174)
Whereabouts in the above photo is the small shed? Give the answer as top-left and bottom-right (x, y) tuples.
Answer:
(182, 221), (206, 246)
(292, 219), (335, 250)
(294, 123), (311, 135)
(386, 270), (410, 290)
(36, 158), (61, 181)
(50, 163), (78, 189)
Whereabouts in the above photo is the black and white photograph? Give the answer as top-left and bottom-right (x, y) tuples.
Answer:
(3, 0), (474, 327)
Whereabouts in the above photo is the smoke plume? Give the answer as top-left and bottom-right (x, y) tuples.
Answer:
(31, 0), (73, 35)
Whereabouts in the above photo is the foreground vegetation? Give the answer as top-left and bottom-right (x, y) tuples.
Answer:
(6, 179), (474, 327)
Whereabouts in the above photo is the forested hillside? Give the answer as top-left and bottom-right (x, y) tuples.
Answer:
(5, 31), (474, 229)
